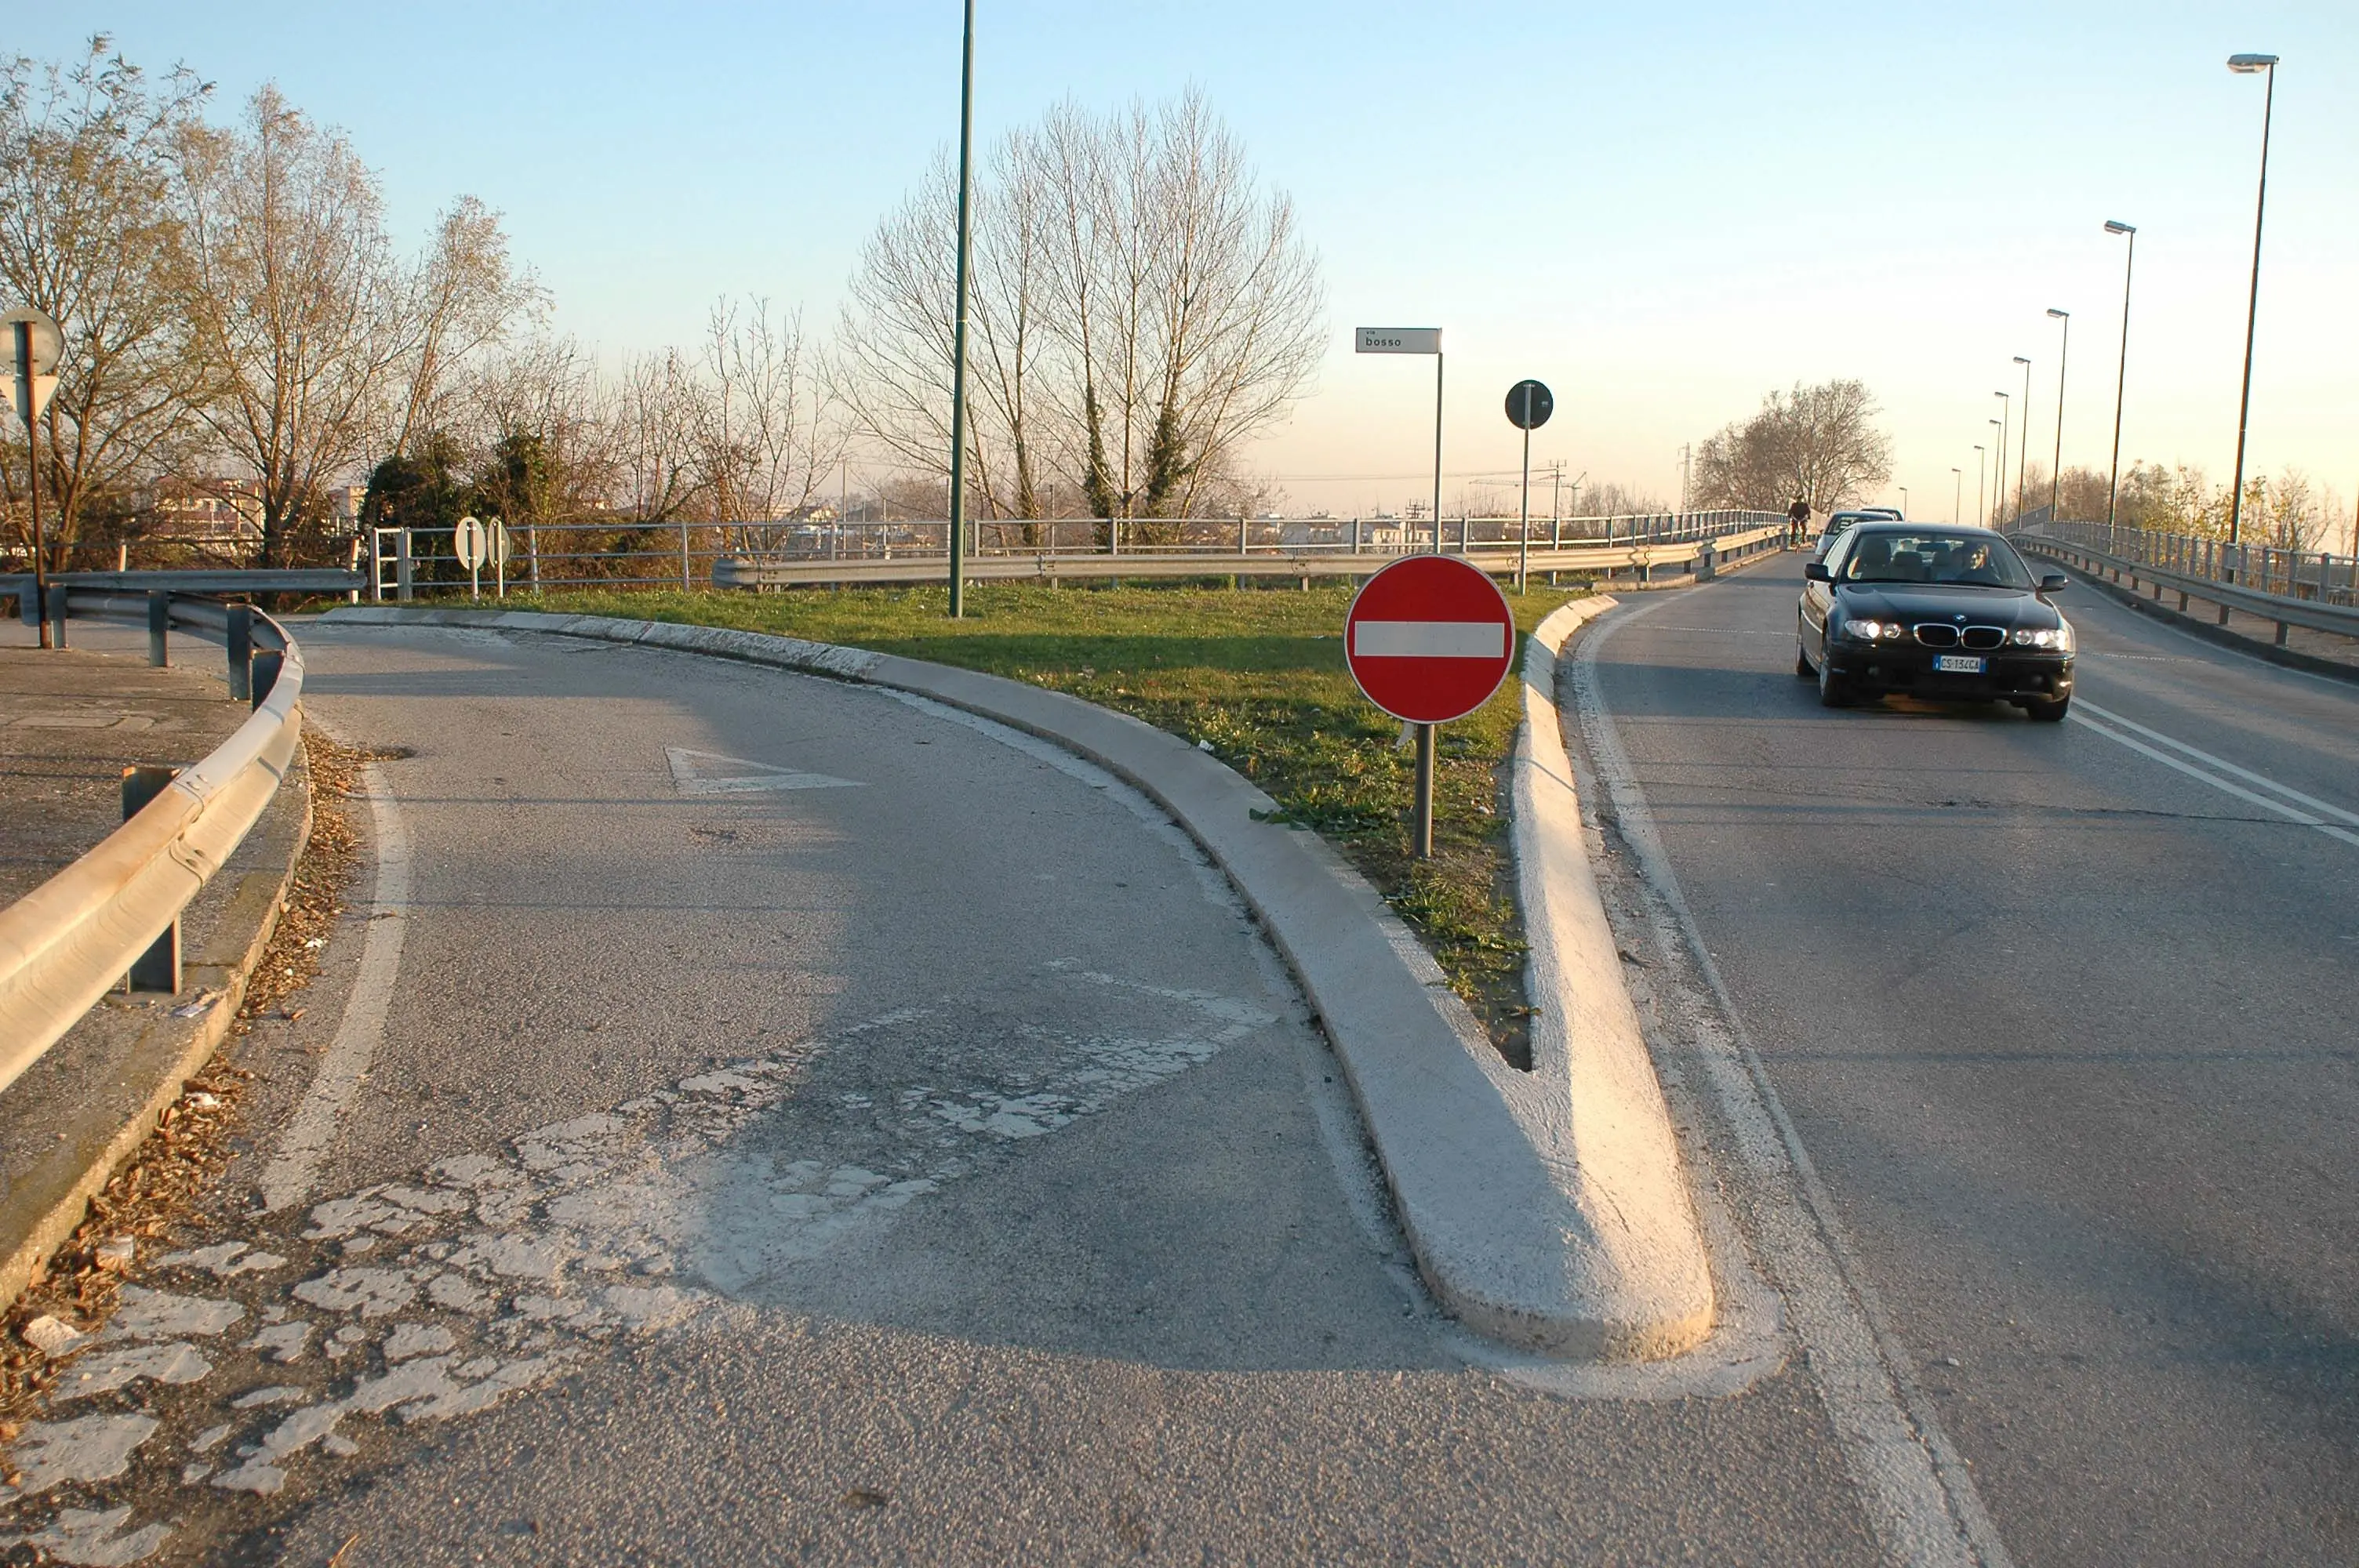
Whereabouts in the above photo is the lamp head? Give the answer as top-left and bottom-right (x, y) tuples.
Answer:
(2103, 220), (2135, 235)
(2046, 307), (2069, 319)
(2013, 355), (2032, 365)
(2227, 53), (2278, 73)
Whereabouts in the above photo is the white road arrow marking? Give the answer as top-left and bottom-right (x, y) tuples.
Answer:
(663, 747), (863, 795)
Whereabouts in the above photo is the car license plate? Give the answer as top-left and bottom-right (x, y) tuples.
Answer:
(1934, 654), (1986, 673)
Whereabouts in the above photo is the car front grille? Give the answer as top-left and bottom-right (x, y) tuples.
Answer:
(1913, 623), (2009, 650)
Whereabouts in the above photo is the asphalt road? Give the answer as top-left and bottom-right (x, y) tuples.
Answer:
(4, 620), (1896, 1567)
(1572, 555), (2359, 1566)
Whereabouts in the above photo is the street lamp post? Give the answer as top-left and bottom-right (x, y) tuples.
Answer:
(1993, 392), (2010, 526)
(944, 0), (977, 617)
(1899, 485), (1909, 517)
(2045, 309), (2069, 522)
(2226, 53), (2279, 546)
(2103, 220), (2136, 529)
(1975, 443), (1987, 525)
(1951, 467), (1963, 524)
(2012, 356), (2033, 528)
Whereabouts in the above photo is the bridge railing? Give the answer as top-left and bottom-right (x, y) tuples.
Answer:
(2016, 520), (2359, 607)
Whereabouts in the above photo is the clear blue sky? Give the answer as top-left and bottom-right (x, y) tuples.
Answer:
(17, 3), (2358, 528)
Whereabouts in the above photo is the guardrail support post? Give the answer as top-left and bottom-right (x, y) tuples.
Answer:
(226, 604), (253, 702)
(147, 590), (170, 666)
(397, 528), (414, 601)
(45, 585), (68, 648)
(121, 765), (184, 993)
(250, 648), (283, 710)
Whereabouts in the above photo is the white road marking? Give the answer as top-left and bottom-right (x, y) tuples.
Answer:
(2070, 699), (2359, 842)
(259, 762), (413, 1212)
(663, 746), (862, 794)
(1350, 620), (1507, 658)
(2, 989), (1265, 1554)
(1573, 594), (2015, 1568)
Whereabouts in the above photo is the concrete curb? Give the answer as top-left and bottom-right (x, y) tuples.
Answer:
(1508, 597), (1717, 1358)
(0, 751), (312, 1310)
(322, 603), (1710, 1357)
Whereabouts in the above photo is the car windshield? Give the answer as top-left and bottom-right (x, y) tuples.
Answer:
(1837, 532), (2035, 589)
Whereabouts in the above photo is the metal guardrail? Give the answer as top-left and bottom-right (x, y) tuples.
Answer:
(2016, 522), (2359, 607)
(0, 591), (306, 1087)
(2016, 528), (2359, 646)
(711, 523), (1790, 590)
(365, 511), (1787, 599)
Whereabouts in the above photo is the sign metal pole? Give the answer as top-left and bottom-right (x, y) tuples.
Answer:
(946, 0), (976, 618)
(14, 321), (48, 649)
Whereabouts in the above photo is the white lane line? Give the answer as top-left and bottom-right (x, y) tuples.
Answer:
(2070, 699), (2359, 829)
(1573, 595), (2015, 1568)
(2069, 715), (2359, 850)
(259, 762), (413, 1211)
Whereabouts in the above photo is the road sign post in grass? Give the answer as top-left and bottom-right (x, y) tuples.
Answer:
(1356, 327), (1444, 554)
(1505, 379), (1554, 593)
(1345, 554), (1517, 858)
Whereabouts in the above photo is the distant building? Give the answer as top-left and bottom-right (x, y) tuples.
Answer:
(148, 477), (264, 546)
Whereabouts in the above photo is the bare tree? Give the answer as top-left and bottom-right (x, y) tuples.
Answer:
(175, 86), (526, 564)
(834, 90), (1324, 533)
(691, 296), (836, 546)
(608, 347), (699, 524)
(1693, 379), (1892, 514)
(0, 38), (212, 564)
(387, 195), (543, 459)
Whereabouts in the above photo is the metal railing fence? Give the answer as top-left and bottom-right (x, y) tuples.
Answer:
(369, 510), (1785, 600)
(2016, 521), (2359, 607)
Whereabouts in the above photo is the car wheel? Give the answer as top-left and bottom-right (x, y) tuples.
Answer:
(2025, 694), (2070, 723)
(1796, 641), (1816, 677)
(1818, 656), (1855, 708)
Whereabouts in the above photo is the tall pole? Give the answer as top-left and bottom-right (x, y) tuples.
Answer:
(2047, 310), (2070, 523)
(1993, 394), (2009, 527)
(1975, 445), (1986, 526)
(1951, 467), (1962, 524)
(13, 320), (48, 650)
(1899, 485), (1909, 516)
(944, 0), (976, 617)
(2103, 222), (2136, 529)
(2226, 56), (2277, 546)
(2014, 358), (2033, 526)
(1430, 351), (1444, 554)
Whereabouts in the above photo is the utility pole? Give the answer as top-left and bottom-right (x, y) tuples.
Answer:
(1679, 443), (1692, 514)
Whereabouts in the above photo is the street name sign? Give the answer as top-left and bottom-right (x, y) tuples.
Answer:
(1344, 554), (1517, 725)
(1355, 327), (1441, 355)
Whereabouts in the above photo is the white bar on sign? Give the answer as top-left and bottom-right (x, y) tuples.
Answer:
(1353, 620), (1505, 659)
(1354, 327), (1441, 355)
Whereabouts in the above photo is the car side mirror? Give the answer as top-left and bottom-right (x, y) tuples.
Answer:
(1804, 562), (1832, 583)
(2039, 573), (2068, 593)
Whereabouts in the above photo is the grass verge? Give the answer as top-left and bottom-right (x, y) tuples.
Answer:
(521, 579), (1592, 1067)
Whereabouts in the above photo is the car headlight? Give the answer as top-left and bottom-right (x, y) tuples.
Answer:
(2009, 625), (2073, 650)
(1845, 619), (1905, 641)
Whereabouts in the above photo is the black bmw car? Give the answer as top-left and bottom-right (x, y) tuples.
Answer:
(1796, 524), (2076, 719)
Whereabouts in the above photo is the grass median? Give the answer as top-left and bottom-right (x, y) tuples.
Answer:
(529, 579), (1590, 1068)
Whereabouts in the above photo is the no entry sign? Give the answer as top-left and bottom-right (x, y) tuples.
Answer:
(1344, 554), (1517, 725)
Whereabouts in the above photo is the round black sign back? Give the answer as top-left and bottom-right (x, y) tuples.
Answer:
(1505, 379), (1553, 430)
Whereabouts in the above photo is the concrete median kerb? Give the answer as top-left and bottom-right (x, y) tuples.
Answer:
(322, 602), (1714, 1359)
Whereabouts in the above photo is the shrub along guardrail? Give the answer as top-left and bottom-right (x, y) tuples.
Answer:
(366, 510), (1787, 598)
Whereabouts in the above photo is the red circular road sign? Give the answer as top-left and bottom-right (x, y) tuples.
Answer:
(1343, 554), (1518, 724)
